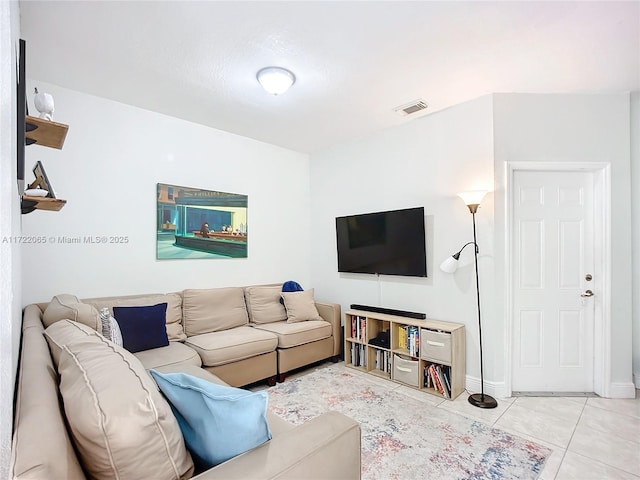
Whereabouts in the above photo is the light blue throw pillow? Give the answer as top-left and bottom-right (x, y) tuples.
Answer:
(149, 370), (272, 469)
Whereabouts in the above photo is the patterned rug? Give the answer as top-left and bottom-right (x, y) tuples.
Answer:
(266, 364), (550, 480)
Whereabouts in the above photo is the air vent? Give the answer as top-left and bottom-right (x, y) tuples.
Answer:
(394, 99), (428, 116)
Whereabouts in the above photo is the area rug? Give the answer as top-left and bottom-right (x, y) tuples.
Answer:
(266, 365), (551, 480)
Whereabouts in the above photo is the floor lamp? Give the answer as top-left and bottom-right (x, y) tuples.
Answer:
(440, 190), (498, 409)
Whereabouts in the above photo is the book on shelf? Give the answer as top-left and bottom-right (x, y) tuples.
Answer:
(424, 366), (432, 388)
(354, 344), (366, 368)
(436, 365), (450, 398)
(408, 325), (419, 356)
(375, 350), (391, 373)
(398, 325), (407, 350)
(398, 325), (419, 356)
(442, 366), (452, 396)
(424, 363), (450, 398)
(428, 365), (442, 395)
(351, 316), (367, 342)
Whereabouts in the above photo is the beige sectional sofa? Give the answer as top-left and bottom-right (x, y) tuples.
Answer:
(85, 284), (342, 387)
(11, 284), (360, 479)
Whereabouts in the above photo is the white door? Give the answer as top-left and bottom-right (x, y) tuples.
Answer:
(512, 170), (595, 392)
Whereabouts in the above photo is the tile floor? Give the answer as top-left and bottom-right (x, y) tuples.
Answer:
(276, 362), (640, 480)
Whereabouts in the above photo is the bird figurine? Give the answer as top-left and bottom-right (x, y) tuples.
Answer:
(34, 87), (54, 121)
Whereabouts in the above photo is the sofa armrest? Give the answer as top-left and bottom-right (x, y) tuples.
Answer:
(12, 305), (87, 480)
(192, 411), (361, 480)
(315, 301), (342, 357)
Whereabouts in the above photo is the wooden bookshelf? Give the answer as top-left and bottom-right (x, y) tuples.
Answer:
(25, 115), (69, 149)
(344, 309), (465, 400)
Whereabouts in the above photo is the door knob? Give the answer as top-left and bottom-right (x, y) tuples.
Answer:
(580, 289), (594, 297)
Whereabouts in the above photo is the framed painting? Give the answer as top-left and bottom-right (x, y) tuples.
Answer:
(156, 183), (248, 260)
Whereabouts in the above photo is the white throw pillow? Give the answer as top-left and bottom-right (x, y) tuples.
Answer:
(99, 307), (123, 345)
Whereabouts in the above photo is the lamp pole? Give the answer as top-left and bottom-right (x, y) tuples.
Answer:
(466, 203), (497, 408)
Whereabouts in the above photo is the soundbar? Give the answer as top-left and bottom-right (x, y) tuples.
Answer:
(350, 304), (426, 320)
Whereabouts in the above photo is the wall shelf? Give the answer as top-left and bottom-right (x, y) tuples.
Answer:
(21, 117), (69, 213)
(17, 40), (68, 214)
(25, 115), (69, 149)
(21, 196), (66, 214)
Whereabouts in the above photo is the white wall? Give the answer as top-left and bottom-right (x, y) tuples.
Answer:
(311, 92), (635, 398)
(21, 82), (312, 304)
(310, 95), (497, 390)
(631, 91), (639, 388)
(0, 1), (22, 476)
(493, 93), (634, 396)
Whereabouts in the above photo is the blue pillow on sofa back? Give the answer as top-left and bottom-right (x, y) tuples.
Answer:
(282, 280), (303, 292)
(112, 303), (169, 353)
(149, 370), (272, 469)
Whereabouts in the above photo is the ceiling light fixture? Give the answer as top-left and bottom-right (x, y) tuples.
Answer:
(256, 66), (296, 95)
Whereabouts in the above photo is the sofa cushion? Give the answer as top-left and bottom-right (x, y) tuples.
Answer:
(150, 370), (271, 469)
(251, 320), (332, 349)
(11, 308), (87, 480)
(281, 289), (323, 323)
(44, 319), (104, 366)
(182, 287), (249, 336)
(185, 326), (278, 367)
(244, 285), (287, 324)
(85, 293), (186, 342)
(135, 342), (202, 369)
(57, 335), (194, 480)
(42, 294), (101, 331)
(113, 303), (170, 353)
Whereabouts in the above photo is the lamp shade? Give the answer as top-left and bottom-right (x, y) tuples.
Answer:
(457, 190), (487, 207)
(256, 67), (296, 95)
(439, 256), (460, 273)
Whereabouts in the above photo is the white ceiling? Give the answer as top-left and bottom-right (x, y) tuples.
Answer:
(20, 1), (640, 154)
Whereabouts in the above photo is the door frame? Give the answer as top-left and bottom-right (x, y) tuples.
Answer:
(504, 162), (611, 397)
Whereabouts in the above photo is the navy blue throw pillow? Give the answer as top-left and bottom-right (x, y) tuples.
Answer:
(112, 303), (169, 353)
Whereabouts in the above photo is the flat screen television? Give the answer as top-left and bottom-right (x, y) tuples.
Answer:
(335, 206), (427, 277)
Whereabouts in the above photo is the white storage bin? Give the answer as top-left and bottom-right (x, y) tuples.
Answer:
(392, 354), (420, 387)
(421, 329), (452, 364)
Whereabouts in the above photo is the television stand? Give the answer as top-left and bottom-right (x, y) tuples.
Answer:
(344, 308), (465, 400)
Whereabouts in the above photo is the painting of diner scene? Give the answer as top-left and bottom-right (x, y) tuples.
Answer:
(156, 183), (247, 259)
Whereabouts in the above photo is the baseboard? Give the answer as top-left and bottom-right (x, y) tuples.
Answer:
(606, 381), (637, 398)
(465, 375), (508, 400)
(465, 376), (638, 399)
